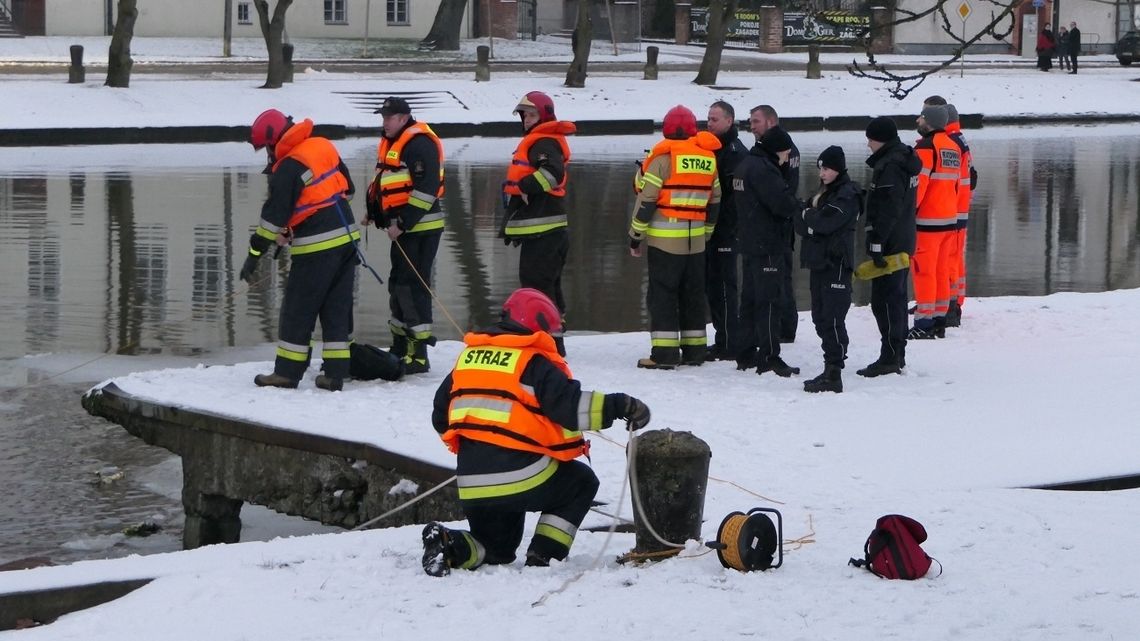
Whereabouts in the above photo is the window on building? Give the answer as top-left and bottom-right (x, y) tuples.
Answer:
(325, 0), (348, 24)
(387, 0), (409, 25)
(237, 2), (251, 25)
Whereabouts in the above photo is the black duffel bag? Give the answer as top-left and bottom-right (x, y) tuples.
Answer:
(349, 343), (404, 381)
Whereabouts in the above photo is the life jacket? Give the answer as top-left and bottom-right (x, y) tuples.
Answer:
(272, 119), (350, 230)
(914, 130), (960, 232)
(945, 122), (973, 228)
(442, 331), (588, 462)
(375, 122), (446, 232)
(502, 120), (575, 198)
(635, 132), (720, 223)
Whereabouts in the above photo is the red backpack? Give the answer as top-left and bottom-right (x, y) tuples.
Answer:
(849, 514), (940, 580)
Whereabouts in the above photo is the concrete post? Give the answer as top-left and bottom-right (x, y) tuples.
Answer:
(182, 492), (243, 548)
(807, 43), (821, 78)
(68, 45), (85, 83)
(675, 3), (691, 45)
(631, 429), (711, 555)
(475, 45), (491, 82)
(644, 45), (659, 80)
(869, 6), (894, 55)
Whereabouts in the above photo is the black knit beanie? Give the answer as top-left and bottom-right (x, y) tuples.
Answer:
(817, 145), (846, 173)
(865, 116), (899, 143)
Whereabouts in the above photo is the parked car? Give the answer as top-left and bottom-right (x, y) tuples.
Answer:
(1116, 30), (1139, 66)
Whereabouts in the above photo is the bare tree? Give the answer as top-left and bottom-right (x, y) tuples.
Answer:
(694, 0), (736, 85)
(253, 0), (293, 89)
(565, 1), (593, 87)
(849, 0), (1018, 99)
(105, 0), (138, 88)
(420, 0), (469, 50)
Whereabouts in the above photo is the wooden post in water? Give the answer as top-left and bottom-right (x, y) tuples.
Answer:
(631, 429), (711, 555)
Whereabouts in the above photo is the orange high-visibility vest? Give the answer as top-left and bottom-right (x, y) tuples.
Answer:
(272, 119), (349, 229)
(914, 130), (960, 232)
(441, 331), (588, 461)
(946, 122), (973, 229)
(375, 122), (445, 211)
(635, 134), (719, 221)
(502, 120), (575, 198)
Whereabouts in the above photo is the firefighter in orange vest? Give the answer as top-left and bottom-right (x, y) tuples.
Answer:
(501, 92), (576, 355)
(421, 288), (651, 576)
(364, 97), (445, 374)
(241, 109), (358, 392)
(910, 104), (960, 339)
(944, 103), (974, 328)
(629, 105), (722, 369)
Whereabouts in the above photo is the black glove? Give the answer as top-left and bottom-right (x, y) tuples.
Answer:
(239, 253), (260, 283)
(629, 237), (642, 251)
(868, 240), (887, 268)
(620, 395), (651, 430)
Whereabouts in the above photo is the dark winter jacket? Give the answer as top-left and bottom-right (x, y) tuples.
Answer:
(734, 143), (801, 256)
(863, 139), (921, 256)
(709, 126), (749, 249)
(369, 118), (443, 235)
(504, 137), (569, 238)
(253, 149), (356, 257)
(794, 172), (860, 271)
(1068, 27), (1081, 55)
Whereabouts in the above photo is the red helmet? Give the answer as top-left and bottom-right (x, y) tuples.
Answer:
(249, 109), (291, 150)
(663, 105), (697, 139)
(502, 288), (562, 334)
(514, 91), (556, 124)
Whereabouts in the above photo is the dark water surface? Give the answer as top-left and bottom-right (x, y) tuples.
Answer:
(1, 125), (1138, 565)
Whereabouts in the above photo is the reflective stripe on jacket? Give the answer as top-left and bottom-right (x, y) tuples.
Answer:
(376, 122), (446, 232)
(634, 135), (719, 223)
(442, 331), (590, 462)
(502, 121), (574, 236)
(914, 130), (960, 232)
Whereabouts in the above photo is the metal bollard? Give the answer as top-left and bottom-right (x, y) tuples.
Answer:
(644, 45), (659, 80)
(283, 43), (295, 83)
(69, 45), (85, 83)
(630, 429), (711, 556)
(475, 45), (490, 82)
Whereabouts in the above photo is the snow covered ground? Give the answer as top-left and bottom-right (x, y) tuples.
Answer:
(2, 35), (1139, 640)
(4, 290), (1140, 640)
(2, 35), (1138, 133)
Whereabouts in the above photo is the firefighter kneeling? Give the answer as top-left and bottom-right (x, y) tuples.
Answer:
(422, 288), (651, 576)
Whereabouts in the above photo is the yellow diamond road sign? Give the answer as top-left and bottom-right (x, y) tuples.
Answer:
(957, 1), (972, 21)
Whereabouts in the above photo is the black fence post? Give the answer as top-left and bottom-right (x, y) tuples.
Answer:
(68, 45), (85, 83)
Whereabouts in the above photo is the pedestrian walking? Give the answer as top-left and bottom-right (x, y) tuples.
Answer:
(703, 100), (749, 362)
(242, 109), (358, 392)
(1056, 26), (1071, 70)
(1067, 21), (1081, 73)
(501, 92), (577, 355)
(629, 105), (722, 369)
(364, 97), (445, 374)
(856, 117), (921, 377)
(794, 146), (860, 393)
(733, 126), (802, 377)
(421, 288), (651, 576)
(1036, 24), (1056, 71)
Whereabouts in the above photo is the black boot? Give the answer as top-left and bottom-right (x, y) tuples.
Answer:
(933, 316), (947, 338)
(856, 358), (902, 378)
(804, 364), (843, 393)
(735, 347), (758, 371)
(421, 522), (454, 577)
(403, 337), (431, 375)
(681, 345), (706, 367)
(759, 356), (800, 377)
(945, 300), (962, 328)
(314, 374), (343, 392)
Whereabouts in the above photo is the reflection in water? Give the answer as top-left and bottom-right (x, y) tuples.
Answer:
(0, 126), (1138, 564)
(2, 129), (1138, 360)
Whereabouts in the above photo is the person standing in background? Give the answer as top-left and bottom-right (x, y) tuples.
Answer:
(1067, 21), (1082, 74)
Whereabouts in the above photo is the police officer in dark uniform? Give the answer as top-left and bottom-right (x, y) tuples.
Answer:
(733, 126), (802, 378)
(858, 116), (921, 377)
(704, 100), (749, 361)
(242, 109), (358, 392)
(795, 146), (860, 393)
(365, 97), (445, 374)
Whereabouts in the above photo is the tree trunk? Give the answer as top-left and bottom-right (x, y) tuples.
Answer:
(254, 0), (293, 89)
(694, 0), (734, 86)
(420, 0), (468, 51)
(105, 0), (138, 88)
(565, 1), (593, 88)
